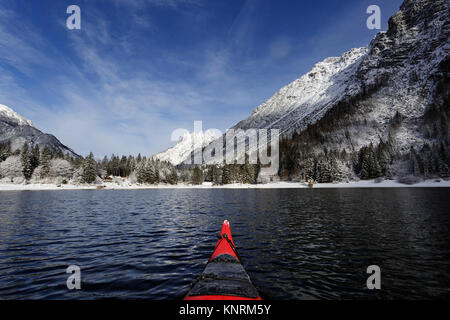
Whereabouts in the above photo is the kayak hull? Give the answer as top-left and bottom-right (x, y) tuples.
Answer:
(184, 220), (261, 301)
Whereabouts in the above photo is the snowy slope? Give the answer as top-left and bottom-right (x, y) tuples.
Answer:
(154, 130), (220, 165)
(0, 104), (78, 157)
(233, 47), (368, 135)
(0, 104), (33, 126)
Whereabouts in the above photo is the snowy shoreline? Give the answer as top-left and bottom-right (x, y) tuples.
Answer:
(0, 179), (449, 191)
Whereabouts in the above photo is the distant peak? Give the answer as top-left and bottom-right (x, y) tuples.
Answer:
(0, 104), (33, 126)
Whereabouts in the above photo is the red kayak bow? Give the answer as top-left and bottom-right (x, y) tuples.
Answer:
(184, 220), (261, 300)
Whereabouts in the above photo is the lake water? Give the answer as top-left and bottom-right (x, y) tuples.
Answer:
(0, 188), (449, 299)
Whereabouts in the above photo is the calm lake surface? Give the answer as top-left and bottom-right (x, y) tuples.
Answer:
(0, 188), (449, 300)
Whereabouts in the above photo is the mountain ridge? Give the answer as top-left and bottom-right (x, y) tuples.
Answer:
(0, 104), (79, 157)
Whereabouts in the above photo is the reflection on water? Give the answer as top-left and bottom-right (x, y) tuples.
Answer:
(0, 188), (449, 299)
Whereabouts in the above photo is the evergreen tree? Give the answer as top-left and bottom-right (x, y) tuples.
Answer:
(31, 145), (40, 171)
(119, 155), (128, 177)
(230, 164), (239, 183)
(242, 154), (255, 184)
(153, 162), (160, 184)
(71, 155), (84, 169)
(302, 157), (315, 181)
(101, 156), (109, 172)
(139, 160), (151, 184)
(205, 166), (214, 182)
(127, 155), (136, 175)
(409, 147), (421, 176)
(192, 167), (204, 185)
(316, 158), (332, 183)
(254, 157), (261, 183)
(0, 141), (11, 162)
(370, 148), (381, 178)
(40, 146), (52, 178)
(358, 144), (382, 179)
(110, 155), (120, 176)
(378, 149), (391, 176)
(135, 159), (160, 184)
(83, 152), (98, 184)
(329, 156), (341, 182)
(167, 167), (178, 185)
(136, 161), (146, 183)
(55, 149), (64, 159)
(21, 143), (33, 180)
(212, 166), (222, 185)
(222, 165), (232, 184)
(360, 155), (371, 180)
(439, 160), (450, 179)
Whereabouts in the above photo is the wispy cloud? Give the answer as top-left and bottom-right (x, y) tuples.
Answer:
(227, 0), (263, 54)
(0, 9), (54, 76)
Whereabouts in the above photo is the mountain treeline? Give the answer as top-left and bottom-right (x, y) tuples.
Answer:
(94, 153), (262, 185)
(277, 89), (450, 183)
(97, 154), (179, 185)
(0, 141), (264, 185)
(0, 142), (81, 183)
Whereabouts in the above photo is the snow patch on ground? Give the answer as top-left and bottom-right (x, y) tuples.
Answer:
(1, 179), (448, 191)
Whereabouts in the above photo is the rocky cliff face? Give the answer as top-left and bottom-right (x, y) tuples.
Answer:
(273, 0), (450, 181)
(349, 0), (449, 152)
(0, 104), (78, 157)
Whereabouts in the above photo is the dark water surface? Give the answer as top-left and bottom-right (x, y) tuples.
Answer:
(0, 188), (449, 300)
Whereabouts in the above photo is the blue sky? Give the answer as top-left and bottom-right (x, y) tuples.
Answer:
(0, 0), (403, 157)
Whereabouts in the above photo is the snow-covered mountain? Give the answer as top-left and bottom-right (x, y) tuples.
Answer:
(232, 47), (369, 135)
(231, 0), (449, 154)
(0, 104), (78, 157)
(0, 104), (34, 127)
(156, 0), (449, 181)
(154, 130), (220, 165)
(230, 0), (448, 145)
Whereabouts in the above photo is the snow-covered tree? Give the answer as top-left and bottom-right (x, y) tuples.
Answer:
(21, 143), (33, 180)
(83, 152), (98, 184)
(49, 159), (74, 178)
(31, 145), (40, 170)
(166, 167), (178, 185)
(0, 155), (23, 179)
(192, 167), (204, 185)
(0, 141), (11, 162)
(39, 146), (52, 178)
(222, 165), (232, 184)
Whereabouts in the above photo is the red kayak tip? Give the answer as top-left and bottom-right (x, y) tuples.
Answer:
(209, 220), (238, 261)
(184, 220), (261, 300)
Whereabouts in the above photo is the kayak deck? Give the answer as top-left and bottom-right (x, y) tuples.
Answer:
(184, 220), (261, 300)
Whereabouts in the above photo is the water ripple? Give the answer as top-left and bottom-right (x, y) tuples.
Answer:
(0, 188), (449, 299)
